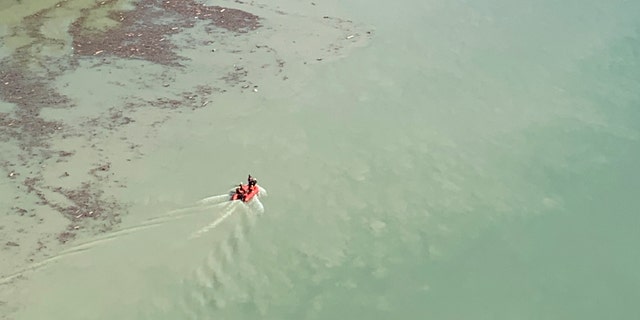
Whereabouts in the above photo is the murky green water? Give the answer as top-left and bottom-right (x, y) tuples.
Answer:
(1, 0), (639, 319)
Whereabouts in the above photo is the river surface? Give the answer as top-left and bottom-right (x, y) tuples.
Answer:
(1, 0), (639, 319)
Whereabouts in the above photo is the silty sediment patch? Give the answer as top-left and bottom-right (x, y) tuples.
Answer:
(0, 0), (262, 251)
(69, 0), (260, 66)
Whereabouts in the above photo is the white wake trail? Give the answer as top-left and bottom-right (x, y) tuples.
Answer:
(189, 204), (238, 240)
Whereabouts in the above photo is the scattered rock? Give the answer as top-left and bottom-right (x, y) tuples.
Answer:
(12, 207), (28, 216)
(36, 240), (47, 251)
(57, 231), (75, 244)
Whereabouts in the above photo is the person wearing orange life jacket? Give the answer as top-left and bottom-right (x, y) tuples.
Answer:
(235, 183), (246, 201)
(245, 175), (257, 197)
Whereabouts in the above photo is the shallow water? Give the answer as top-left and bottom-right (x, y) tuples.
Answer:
(1, 0), (640, 319)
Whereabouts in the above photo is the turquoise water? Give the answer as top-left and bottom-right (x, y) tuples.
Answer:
(1, 0), (639, 319)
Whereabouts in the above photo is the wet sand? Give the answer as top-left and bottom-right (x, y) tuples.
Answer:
(0, 0), (371, 313)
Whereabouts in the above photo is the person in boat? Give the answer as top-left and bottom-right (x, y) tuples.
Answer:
(235, 183), (246, 200)
(248, 174), (257, 187)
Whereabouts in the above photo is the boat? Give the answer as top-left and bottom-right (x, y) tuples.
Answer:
(231, 184), (260, 202)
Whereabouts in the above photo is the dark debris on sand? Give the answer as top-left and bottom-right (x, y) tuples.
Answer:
(50, 181), (123, 228)
(0, 66), (71, 150)
(1, 0), (261, 149)
(16, 172), (122, 242)
(70, 0), (261, 66)
(124, 84), (220, 111)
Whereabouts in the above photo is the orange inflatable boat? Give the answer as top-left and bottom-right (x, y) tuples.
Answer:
(231, 184), (260, 202)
